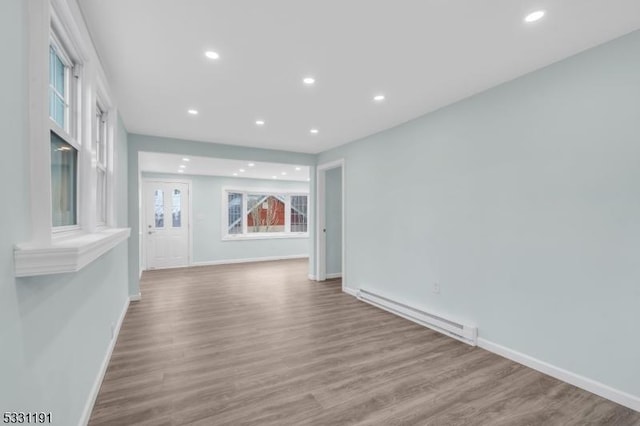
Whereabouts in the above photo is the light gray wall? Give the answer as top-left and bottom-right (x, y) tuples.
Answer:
(317, 30), (640, 398)
(0, 2), (131, 424)
(325, 167), (342, 275)
(128, 134), (317, 296)
(142, 173), (309, 263)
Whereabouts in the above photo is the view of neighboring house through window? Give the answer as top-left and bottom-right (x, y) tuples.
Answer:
(247, 194), (286, 233)
(49, 39), (79, 228)
(225, 190), (308, 237)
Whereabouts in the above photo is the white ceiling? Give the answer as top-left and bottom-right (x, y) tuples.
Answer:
(139, 152), (310, 182)
(79, 0), (640, 154)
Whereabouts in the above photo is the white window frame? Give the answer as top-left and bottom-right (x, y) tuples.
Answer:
(222, 188), (309, 241)
(49, 34), (73, 137)
(49, 27), (81, 233)
(95, 101), (109, 226)
(15, 0), (130, 278)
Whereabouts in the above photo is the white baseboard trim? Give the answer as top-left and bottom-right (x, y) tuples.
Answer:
(342, 287), (358, 297)
(308, 274), (342, 281)
(477, 338), (640, 413)
(79, 297), (130, 426)
(191, 254), (309, 267)
(129, 293), (141, 302)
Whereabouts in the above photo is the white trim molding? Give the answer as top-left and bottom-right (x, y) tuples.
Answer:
(308, 274), (317, 281)
(14, 228), (130, 277)
(342, 287), (358, 297)
(129, 293), (141, 302)
(222, 233), (309, 242)
(191, 254), (309, 267)
(315, 158), (346, 291)
(478, 338), (640, 413)
(79, 296), (129, 426)
(326, 272), (342, 279)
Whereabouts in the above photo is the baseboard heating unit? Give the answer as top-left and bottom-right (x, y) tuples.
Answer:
(357, 288), (478, 346)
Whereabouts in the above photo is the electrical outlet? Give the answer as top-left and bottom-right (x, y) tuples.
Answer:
(433, 283), (441, 294)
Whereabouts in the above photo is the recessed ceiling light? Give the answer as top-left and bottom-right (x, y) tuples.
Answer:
(182, 158), (190, 162)
(303, 77), (315, 85)
(239, 169), (245, 173)
(272, 175), (278, 179)
(295, 167), (301, 171)
(248, 163), (255, 167)
(524, 10), (545, 23)
(179, 165), (186, 169)
(188, 109), (198, 115)
(178, 170), (184, 173)
(373, 94), (385, 102)
(205, 50), (220, 60)
(281, 172), (287, 176)
(310, 129), (319, 134)
(255, 120), (265, 126)
(307, 177), (311, 181)
(233, 173), (238, 176)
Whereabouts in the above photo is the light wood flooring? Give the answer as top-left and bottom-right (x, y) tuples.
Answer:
(89, 259), (640, 425)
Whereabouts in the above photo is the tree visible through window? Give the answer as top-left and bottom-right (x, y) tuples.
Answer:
(225, 190), (308, 237)
(247, 194), (285, 233)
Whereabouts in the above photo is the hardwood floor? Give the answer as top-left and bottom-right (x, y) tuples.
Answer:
(89, 259), (640, 425)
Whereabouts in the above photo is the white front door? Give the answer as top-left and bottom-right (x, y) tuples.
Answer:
(144, 180), (190, 269)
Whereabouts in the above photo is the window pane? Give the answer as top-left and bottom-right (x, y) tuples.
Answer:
(247, 194), (285, 233)
(228, 192), (242, 234)
(96, 110), (107, 166)
(55, 54), (65, 96)
(49, 46), (55, 89)
(51, 132), (77, 227)
(49, 46), (66, 129)
(154, 190), (164, 228)
(172, 189), (182, 227)
(97, 169), (106, 224)
(53, 95), (65, 129)
(291, 195), (308, 233)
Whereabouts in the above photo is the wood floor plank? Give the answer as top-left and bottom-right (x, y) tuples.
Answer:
(89, 259), (640, 425)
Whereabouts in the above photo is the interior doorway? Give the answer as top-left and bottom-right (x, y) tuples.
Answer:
(142, 179), (191, 269)
(316, 159), (345, 287)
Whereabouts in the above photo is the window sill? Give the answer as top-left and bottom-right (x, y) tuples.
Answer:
(14, 227), (131, 277)
(222, 233), (309, 242)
